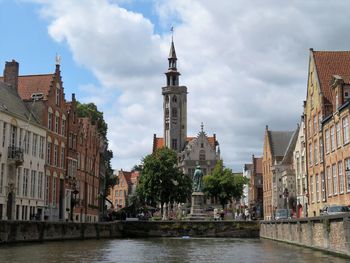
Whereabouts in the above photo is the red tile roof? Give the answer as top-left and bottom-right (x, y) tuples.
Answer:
(313, 51), (350, 106)
(17, 74), (54, 100)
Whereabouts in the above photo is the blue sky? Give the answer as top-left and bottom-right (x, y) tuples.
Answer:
(1, 0), (350, 171)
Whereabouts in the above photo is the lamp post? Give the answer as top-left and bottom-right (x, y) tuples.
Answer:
(70, 181), (79, 222)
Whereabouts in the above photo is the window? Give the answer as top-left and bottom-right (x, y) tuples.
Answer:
(310, 175), (314, 203)
(346, 158), (350, 192)
(10, 125), (17, 147)
(61, 119), (66, 136)
(314, 141), (318, 165)
(316, 174), (320, 202)
(32, 134), (38, 156)
(18, 128), (23, 149)
(45, 175), (49, 206)
(321, 172), (326, 201)
(343, 117), (349, 144)
(199, 150), (206, 161)
(24, 131), (30, 154)
(327, 166), (332, 196)
(319, 139), (323, 163)
(333, 164), (338, 195)
(55, 116), (59, 134)
(55, 89), (60, 105)
(48, 112), (53, 130)
(308, 120), (311, 136)
(308, 143), (312, 166)
(16, 167), (22, 196)
(330, 126), (335, 151)
(172, 108), (177, 118)
(172, 95), (177, 103)
(325, 129), (330, 153)
(39, 137), (44, 159)
(165, 95), (169, 103)
(0, 164), (4, 194)
(69, 133), (73, 149)
(38, 172), (43, 199)
(318, 114), (322, 131)
(313, 115), (317, 134)
(336, 123), (341, 148)
(23, 168), (29, 197)
(52, 178), (57, 207)
(30, 170), (36, 198)
(54, 145), (58, 167)
(61, 147), (65, 168)
(172, 139), (177, 150)
(47, 142), (52, 165)
(338, 161), (344, 194)
(336, 93), (339, 109)
(2, 122), (6, 147)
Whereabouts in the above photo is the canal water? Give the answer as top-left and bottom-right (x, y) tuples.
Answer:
(0, 238), (348, 263)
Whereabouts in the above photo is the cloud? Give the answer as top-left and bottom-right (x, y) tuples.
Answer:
(30, 0), (350, 170)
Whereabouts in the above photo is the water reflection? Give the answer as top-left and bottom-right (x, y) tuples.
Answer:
(0, 238), (347, 263)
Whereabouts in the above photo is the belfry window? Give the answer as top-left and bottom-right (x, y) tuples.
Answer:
(172, 108), (177, 118)
(172, 95), (177, 103)
(165, 95), (169, 103)
(172, 76), (177, 86)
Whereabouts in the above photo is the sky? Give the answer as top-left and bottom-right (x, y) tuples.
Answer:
(1, 0), (350, 172)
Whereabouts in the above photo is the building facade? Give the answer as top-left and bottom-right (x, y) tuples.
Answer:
(305, 50), (350, 216)
(248, 155), (263, 219)
(263, 126), (298, 220)
(0, 78), (46, 221)
(108, 170), (140, 210)
(293, 117), (308, 217)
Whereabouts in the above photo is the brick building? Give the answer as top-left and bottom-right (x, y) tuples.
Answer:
(248, 155), (263, 219)
(1, 59), (105, 222)
(262, 126), (298, 220)
(305, 50), (350, 216)
(73, 117), (101, 222)
(108, 170), (140, 210)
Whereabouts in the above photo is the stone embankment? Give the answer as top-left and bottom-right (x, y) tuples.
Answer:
(260, 213), (350, 257)
(0, 220), (259, 244)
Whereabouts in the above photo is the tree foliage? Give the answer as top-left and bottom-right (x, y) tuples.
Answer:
(203, 160), (248, 209)
(76, 101), (108, 139)
(136, 148), (192, 215)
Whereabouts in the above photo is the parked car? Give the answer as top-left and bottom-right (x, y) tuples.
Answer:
(320, 205), (350, 216)
(274, 209), (292, 220)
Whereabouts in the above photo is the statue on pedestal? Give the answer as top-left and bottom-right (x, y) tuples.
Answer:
(192, 165), (203, 192)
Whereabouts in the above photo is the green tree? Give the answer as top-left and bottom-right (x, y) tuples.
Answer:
(203, 160), (248, 209)
(136, 148), (192, 218)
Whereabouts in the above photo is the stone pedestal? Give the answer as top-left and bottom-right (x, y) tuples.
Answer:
(188, 192), (207, 220)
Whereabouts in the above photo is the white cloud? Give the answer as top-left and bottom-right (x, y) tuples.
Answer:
(31, 0), (350, 170)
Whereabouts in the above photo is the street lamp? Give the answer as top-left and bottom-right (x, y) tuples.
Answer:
(70, 181), (79, 222)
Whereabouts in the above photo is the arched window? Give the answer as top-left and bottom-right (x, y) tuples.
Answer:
(199, 150), (206, 161)
(172, 95), (177, 103)
(165, 108), (169, 118)
(165, 95), (169, 103)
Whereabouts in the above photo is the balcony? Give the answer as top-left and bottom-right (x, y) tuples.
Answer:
(7, 146), (24, 165)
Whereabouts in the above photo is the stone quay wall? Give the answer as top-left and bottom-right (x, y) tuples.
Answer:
(0, 220), (259, 244)
(260, 213), (350, 257)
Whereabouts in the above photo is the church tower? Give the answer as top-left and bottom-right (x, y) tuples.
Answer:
(162, 39), (187, 152)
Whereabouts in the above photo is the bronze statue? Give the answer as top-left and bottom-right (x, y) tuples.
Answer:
(193, 165), (203, 192)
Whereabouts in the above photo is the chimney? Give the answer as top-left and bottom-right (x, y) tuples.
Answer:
(4, 60), (19, 91)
